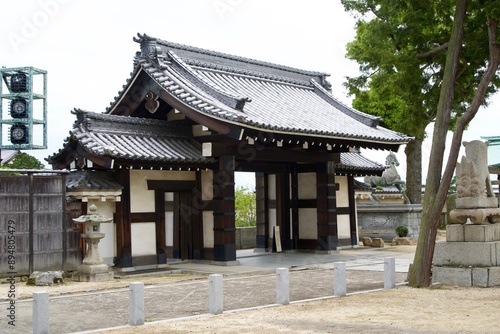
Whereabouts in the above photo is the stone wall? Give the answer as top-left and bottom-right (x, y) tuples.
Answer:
(235, 227), (256, 249)
(357, 204), (423, 240)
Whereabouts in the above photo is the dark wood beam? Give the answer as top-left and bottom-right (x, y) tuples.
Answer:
(204, 142), (340, 163)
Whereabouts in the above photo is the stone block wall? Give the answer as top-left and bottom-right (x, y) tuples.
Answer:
(357, 204), (422, 240)
(235, 227), (256, 249)
(432, 223), (500, 287)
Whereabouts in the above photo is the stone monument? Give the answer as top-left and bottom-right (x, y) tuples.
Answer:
(72, 204), (114, 282)
(358, 152), (421, 241)
(364, 152), (410, 204)
(433, 140), (500, 287)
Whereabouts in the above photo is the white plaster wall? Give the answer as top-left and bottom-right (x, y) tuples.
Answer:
(268, 208), (277, 236)
(201, 170), (213, 201)
(298, 208), (317, 239)
(337, 214), (351, 239)
(336, 176), (349, 208)
(130, 170), (195, 212)
(203, 211), (214, 248)
(165, 211), (174, 247)
(298, 173), (316, 199)
(165, 192), (174, 201)
(88, 200), (116, 265)
(131, 222), (156, 256)
(268, 174), (276, 200)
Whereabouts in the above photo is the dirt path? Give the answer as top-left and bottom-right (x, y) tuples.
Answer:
(100, 286), (500, 334)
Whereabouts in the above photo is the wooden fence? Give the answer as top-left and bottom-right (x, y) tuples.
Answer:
(0, 171), (82, 276)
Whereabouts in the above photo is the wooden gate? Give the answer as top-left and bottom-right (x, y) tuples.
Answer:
(0, 172), (82, 276)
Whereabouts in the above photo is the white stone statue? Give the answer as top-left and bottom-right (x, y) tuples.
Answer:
(450, 140), (500, 224)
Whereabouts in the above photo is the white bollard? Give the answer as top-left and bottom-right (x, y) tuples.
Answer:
(33, 291), (49, 334)
(209, 274), (223, 315)
(384, 257), (396, 289)
(333, 262), (347, 297)
(129, 282), (145, 326)
(276, 268), (289, 305)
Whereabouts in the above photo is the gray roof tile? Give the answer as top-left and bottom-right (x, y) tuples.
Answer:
(66, 170), (123, 191)
(110, 34), (411, 148)
(48, 110), (212, 164)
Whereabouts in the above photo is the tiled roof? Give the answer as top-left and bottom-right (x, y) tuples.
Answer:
(1, 150), (19, 165)
(105, 33), (411, 149)
(336, 152), (385, 175)
(353, 179), (374, 192)
(66, 170), (123, 191)
(47, 110), (213, 164)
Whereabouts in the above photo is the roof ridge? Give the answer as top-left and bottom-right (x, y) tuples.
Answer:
(168, 51), (251, 111)
(133, 33), (329, 78)
(184, 58), (313, 87)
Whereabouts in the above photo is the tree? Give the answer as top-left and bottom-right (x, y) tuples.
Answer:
(409, 0), (500, 287)
(342, 0), (499, 204)
(234, 186), (256, 227)
(5, 152), (44, 170)
(343, 0), (500, 287)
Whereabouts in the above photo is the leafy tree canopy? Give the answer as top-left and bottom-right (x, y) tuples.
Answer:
(2, 152), (44, 170)
(342, 0), (500, 140)
(235, 186), (256, 227)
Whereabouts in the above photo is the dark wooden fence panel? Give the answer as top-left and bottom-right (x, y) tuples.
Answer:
(0, 174), (82, 276)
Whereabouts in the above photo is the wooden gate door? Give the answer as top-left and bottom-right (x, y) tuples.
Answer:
(175, 191), (202, 260)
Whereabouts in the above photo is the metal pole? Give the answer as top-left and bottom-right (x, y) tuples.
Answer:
(62, 173), (67, 270)
(29, 172), (34, 274)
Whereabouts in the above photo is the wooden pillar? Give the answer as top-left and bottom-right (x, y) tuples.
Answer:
(347, 176), (358, 246)
(114, 169), (132, 267)
(291, 165), (299, 249)
(316, 161), (338, 251)
(255, 173), (269, 250)
(154, 190), (167, 264)
(213, 155), (236, 262)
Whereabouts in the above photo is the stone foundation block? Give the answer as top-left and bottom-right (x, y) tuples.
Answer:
(464, 224), (497, 242)
(446, 223), (500, 242)
(433, 266), (500, 287)
(446, 224), (464, 242)
(432, 267), (471, 287)
(495, 224), (500, 240)
(433, 242), (498, 266)
(488, 267), (500, 286)
(472, 267), (489, 287)
(456, 197), (498, 209)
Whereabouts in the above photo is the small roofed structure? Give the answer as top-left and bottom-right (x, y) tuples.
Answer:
(0, 149), (21, 165)
(48, 33), (411, 270)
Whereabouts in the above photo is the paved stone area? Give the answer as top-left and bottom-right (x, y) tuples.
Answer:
(2, 245), (414, 334)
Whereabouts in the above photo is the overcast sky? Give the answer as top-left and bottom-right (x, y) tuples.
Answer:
(1, 0), (499, 187)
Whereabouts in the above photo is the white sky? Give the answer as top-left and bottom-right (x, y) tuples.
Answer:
(1, 0), (499, 187)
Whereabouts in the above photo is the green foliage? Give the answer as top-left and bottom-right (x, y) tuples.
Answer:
(395, 225), (409, 237)
(235, 186), (256, 227)
(5, 153), (44, 170)
(448, 176), (457, 194)
(342, 0), (500, 206)
(342, 0), (499, 141)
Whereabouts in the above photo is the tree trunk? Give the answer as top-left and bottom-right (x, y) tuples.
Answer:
(404, 138), (422, 204)
(408, 1), (500, 288)
(408, 0), (467, 288)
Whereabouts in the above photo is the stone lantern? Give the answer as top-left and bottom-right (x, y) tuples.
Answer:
(72, 204), (114, 281)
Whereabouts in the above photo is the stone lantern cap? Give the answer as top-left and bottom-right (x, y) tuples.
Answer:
(73, 204), (113, 234)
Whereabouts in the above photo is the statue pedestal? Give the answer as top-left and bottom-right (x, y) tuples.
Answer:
(432, 224), (500, 287)
(73, 264), (114, 282)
